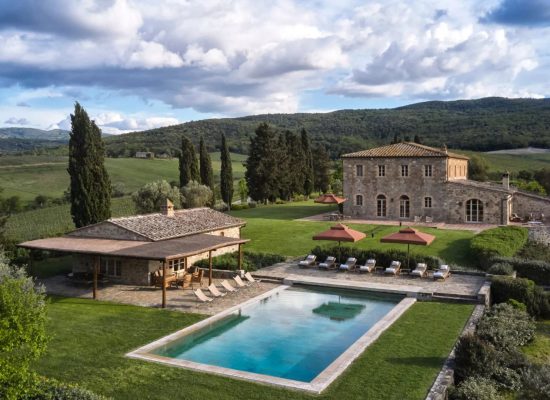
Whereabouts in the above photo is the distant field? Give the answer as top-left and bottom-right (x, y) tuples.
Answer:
(458, 150), (550, 173)
(0, 153), (246, 202)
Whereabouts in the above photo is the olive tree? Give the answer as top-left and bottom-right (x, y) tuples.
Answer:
(132, 180), (182, 214)
(181, 181), (213, 209)
(0, 253), (48, 399)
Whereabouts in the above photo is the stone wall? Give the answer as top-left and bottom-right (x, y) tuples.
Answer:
(512, 192), (550, 220)
(68, 222), (148, 241)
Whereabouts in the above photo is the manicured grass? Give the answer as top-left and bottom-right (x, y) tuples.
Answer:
(0, 153), (245, 202)
(522, 319), (550, 364)
(35, 297), (472, 400)
(231, 202), (475, 266)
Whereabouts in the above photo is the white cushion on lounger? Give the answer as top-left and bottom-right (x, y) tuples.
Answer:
(386, 267), (397, 273)
(366, 259), (376, 265)
(411, 270), (423, 276)
(439, 265), (449, 271)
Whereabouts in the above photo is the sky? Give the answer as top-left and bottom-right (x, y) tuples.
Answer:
(0, 0), (549, 134)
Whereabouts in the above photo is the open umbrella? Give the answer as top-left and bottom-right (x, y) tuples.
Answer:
(380, 227), (435, 269)
(313, 193), (347, 204)
(313, 223), (366, 262)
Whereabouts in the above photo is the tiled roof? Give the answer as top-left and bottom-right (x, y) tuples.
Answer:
(447, 179), (513, 194)
(342, 142), (469, 159)
(108, 207), (245, 242)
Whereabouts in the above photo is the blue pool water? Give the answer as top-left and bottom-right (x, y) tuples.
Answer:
(153, 286), (402, 382)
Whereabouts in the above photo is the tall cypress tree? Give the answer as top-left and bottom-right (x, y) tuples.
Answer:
(276, 134), (291, 201)
(245, 123), (279, 203)
(68, 102), (111, 228)
(220, 133), (234, 208)
(179, 136), (199, 187)
(313, 144), (331, 193)
(199, 136), (214, 191)
(301, 128), (314, 196)
(285, 130), (304, 196)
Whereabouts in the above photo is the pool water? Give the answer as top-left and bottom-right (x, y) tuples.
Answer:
(153, 286), (402, 382)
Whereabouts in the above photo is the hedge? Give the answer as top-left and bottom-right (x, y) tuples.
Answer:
(490, 256), (550, 286)
(309, 245), (443, 269)
(490, 276), (550, 318)
(195, 251), (285, 271)
(23, 376), (108, 400)
(470, 227), (528, 269)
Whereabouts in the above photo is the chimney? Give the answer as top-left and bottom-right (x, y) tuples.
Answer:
(502, 171), (510, 190)
(160, 198), (175, 217)
(442, 144), (448, 154)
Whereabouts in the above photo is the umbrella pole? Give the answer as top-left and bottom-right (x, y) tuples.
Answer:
(407, 243), (410, 269)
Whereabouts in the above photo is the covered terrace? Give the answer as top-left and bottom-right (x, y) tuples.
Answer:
(19, 233), (249, 308)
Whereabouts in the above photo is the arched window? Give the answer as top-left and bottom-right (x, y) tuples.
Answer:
(399, 195), (410, 218)
(377, 195), (386, 217)
(466, 199), (483, 222)
(355, 194), (363, 206)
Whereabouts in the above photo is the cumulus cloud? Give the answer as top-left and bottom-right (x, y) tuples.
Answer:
(0, 0), (548, 119)
(4, 117), (29, 125)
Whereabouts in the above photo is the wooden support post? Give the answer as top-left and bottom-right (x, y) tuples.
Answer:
(238, 243), (243, 271)
(93, 256), (99, 300)
(162, 261), (167, 309)
(208, 250), (213, 286)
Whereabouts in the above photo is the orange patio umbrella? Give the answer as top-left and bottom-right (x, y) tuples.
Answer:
(380, 227), (435, 269)
(313, 193), (347, 205)
(313, 223), (366, 262)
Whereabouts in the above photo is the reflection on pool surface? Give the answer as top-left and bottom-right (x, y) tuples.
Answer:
(152, 286), (403, 382)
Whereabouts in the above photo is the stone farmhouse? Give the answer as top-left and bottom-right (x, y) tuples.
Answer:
(342, 142), (550, 225)
(20, 201), (247, 287)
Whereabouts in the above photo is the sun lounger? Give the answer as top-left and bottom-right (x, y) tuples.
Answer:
(208, 284), (226, 297)
(358, 259), (376, 273)
(433, 265), (451, 280)
(339, 257), (357, 271)
(244, 272), (261, 283)
(194, 288), (213, 302)
(384, 260), (401, 275)
(298, 254), (317, 268)
(220, 279), (238, 293)
(411, 263), (428, 278)
(233, 275), (249, 287)
(318, 256), (336, 270)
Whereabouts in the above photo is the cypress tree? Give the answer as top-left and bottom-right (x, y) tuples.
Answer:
(179, 136), (199, 187)
(199, 136), (214, 191)
(220, 133), (234, 208)
(301, 128), (314, 196)
(414, 134), (422, 144)
(245, 123), (279, 203)
(313, 145), (331, 193)
(285, 130), (304, 196)
(68, 102), (111, 228)
(276, 134), (291, 201)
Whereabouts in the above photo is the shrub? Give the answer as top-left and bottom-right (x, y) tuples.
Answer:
(506, 299), (527, 312)
(231, 204), (249, 211)
(26, 376), (108, 400)
(470, 227), (528, 269)
(518, 241), (550, 263)
(248, 201), (257, 208)
(476, 303), (535, 351)
(195, 251), (285, 271)
(310, 245), (442, 269)
(488, 262), (514, 276)
(490, 276), (548, 318)
(520, 364), (550, 400)
(453, 334), (500, 383)
(132, 180), (181, 213)
(181, 181), (213, 208)
(449, 377), (501, 400)
(490, 255), (550, 286)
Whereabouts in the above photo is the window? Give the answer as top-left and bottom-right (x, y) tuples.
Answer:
(424, 165), (433, 177)
(399, 195), (410, 218)
(169, 258), (185, 271)
(356, 164), (363, 177)
(378, 165), (385, 177)
(377, 195), (387, 217)
(99, 258), (121, 277)
(401, 165), (409, 177)
(355, 194), (363, 206)
(466, 199), (483, 222)
(424, 197), (432, 208)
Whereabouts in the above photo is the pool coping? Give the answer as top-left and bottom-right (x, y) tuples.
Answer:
(126, 283), (416, 394)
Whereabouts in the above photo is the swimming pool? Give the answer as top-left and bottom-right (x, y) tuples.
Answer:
(128, 284), (415, 393)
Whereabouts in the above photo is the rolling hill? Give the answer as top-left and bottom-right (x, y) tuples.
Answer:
(104, 97), (550, 158)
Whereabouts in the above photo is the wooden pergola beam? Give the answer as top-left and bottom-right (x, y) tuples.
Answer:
(161, 261), (167, 308)
(93, 256), (99, 300)
(238, 243), (243, 270)
(208, 250), (213, 286)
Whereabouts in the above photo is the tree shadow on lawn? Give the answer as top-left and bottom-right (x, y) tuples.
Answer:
(386, 356), (447, 368)
(436, 238), (475, 267)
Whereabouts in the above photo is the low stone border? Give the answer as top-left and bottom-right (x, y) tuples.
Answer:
(425, 304), (485, 400)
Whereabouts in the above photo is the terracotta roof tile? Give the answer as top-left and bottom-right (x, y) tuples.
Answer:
(342, 142), (469, 159)
(107, 207), (245, 242)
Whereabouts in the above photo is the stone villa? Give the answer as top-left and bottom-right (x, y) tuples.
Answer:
(343, 142), (550, 225)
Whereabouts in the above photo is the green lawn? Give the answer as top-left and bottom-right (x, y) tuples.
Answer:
(231, 202), (475, 266)
(36, 297), (473, 400)
(522, 319), (550, 365)
(0, 153), (246, 202)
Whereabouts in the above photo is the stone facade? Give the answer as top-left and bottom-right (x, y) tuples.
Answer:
(342, 142), (550, 225)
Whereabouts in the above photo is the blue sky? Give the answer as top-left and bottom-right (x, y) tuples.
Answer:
(0, 0), (549, 134)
